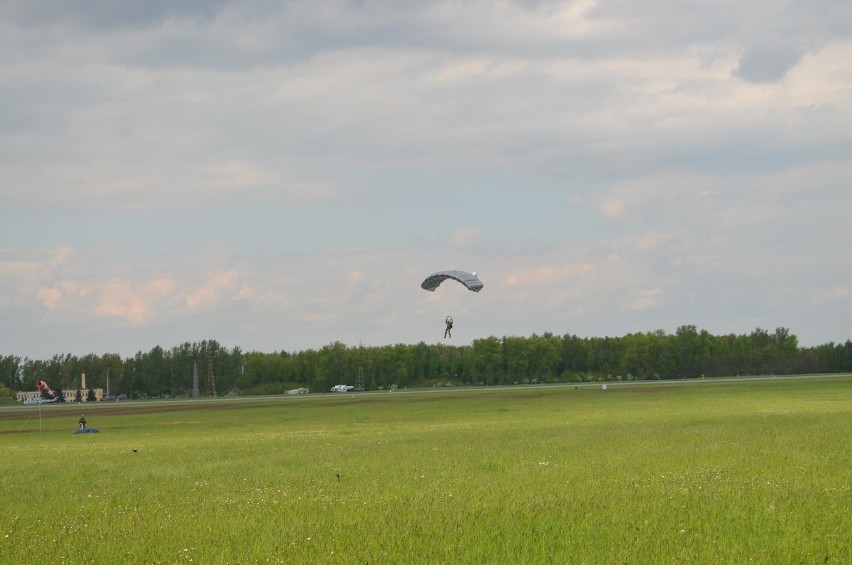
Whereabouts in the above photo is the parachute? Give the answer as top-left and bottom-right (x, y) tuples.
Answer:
(421, 270), (483, 293)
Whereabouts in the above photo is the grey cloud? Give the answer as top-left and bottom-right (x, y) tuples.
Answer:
(6, 0), (847, 74)
(0, 0), (233, 30)
(2, 0), (851, 356)
(590, 0), (851, 84)
(730, 0), (852, 83)
(734, 40), (811, 83)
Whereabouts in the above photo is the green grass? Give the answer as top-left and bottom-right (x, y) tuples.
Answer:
(1, 378), (850, 564)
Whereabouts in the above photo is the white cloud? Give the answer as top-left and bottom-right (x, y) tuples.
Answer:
(347, 270), (365, 286)
(35, 285), (69, 311)
(629, 288), (663, 312)
(811, 286), (850, 306)
(94, 278), (177, 325)
(184, 271), (242, 314)
(504, 263), (594, 288)
(598, 197), (625, 218)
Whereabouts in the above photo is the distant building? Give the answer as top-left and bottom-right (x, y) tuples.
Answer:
(15, 389), (104, 403)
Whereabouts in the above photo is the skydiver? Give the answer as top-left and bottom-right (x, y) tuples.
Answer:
(444, 315), (453, 338)
(78, 415), (86, 430)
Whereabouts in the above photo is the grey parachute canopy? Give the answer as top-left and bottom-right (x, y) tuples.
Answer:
(421, 270), (483, 293)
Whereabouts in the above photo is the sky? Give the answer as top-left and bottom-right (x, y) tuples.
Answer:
(2, 0), (851, 359)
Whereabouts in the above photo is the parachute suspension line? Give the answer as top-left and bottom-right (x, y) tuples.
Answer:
(421, 269), (480, 341)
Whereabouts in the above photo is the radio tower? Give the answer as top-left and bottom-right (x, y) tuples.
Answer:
(355, 341), (365, 391)
(206, 352), (217, 397)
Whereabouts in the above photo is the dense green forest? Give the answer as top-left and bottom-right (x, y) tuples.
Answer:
(2, 326), (851, 399)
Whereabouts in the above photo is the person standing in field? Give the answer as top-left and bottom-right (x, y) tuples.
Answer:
(78, 415), (86, 430)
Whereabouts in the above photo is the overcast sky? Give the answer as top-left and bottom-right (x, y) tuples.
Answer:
(2, 0), (851, 359)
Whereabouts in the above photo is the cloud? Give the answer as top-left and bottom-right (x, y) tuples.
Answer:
(347, 270), (366, 286)
(449, 227), (484, 248)
(629, 288), (663, 312)
(251, 289), (292, 311)
(734, 38), (811, 83)
(1, 246), (79, 312)
(0, 255), (45, 284)
(1, 1), (851, 357)
(598, 197), (625, 218)
(35, 284), (74, 311)
(93, 278), (176, 325)
(504, 263), (594, 288)
(3, 2), (850, 215)
(811, 286), (850, 306)
(2, 0), (232, 30)
(184, 271), (242, 314)
(728, 2), (848, 84)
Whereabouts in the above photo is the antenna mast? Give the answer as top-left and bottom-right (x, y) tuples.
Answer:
(206, 352), (217, 397)
(355, 341), (365, 391)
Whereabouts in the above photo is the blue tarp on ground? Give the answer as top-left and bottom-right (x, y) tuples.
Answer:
(74, 428), (99, 434)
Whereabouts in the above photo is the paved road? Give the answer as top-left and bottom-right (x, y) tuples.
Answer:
(3, 372), (850, 413)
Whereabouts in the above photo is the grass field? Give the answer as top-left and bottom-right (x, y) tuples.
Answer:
(1, 377), (850, 564)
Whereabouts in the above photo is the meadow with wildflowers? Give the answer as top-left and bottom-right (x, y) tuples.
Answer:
(1, 377), (850, 563)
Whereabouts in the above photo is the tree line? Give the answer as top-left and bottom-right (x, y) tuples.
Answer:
(2, 326), (851, 400)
